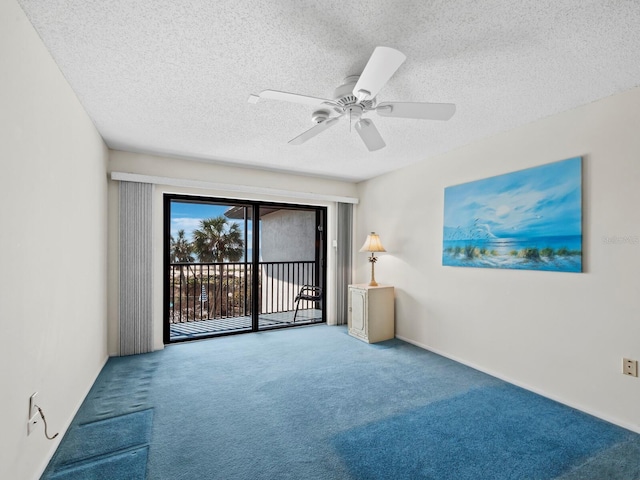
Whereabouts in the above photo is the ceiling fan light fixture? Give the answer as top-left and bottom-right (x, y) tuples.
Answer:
(347, 105), (363, 118)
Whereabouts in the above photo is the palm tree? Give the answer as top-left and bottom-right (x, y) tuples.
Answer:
(170, 230), (195, 308)
(192, 217), (244, 317)
(170, 229), (194, 263)
(192, 217), (244, 263)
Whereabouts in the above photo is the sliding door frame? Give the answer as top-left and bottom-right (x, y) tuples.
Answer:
(163, 194), (327, 344)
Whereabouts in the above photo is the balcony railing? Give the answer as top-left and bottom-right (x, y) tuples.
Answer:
(168, 261), (318, 324)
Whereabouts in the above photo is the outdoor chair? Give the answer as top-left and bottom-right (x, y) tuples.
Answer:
(293, 285), (322, 323)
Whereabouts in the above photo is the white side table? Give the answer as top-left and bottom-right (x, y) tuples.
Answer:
(348, 284), (394, 343)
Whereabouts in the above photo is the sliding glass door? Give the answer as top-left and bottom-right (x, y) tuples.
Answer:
(163, 195), (325, 343)
(257, 206), (325, 329)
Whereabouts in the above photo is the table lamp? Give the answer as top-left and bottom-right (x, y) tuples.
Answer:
(359, 232), (386, 286)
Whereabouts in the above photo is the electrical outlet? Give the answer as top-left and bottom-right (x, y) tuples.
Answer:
(623, 358), (638, 377)
(27, 392), (39, 435)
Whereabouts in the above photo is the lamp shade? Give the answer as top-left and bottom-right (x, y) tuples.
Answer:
(359, 232), (386, 253)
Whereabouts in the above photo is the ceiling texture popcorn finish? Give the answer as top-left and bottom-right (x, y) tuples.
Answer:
(16, 0), (640, 182)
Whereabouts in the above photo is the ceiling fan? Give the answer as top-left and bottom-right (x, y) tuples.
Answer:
(248, 46), (456, 152)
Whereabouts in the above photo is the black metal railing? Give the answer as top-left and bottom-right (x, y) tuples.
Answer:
(260, 261), (316, 315)
(169, 261), (317, 323)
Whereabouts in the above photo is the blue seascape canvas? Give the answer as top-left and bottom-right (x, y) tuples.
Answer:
(443, 157), (582, 272)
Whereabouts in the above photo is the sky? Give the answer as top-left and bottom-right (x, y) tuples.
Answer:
(170, 202), (232, 241)
(443, 157), (582, 240)
(170, 201), (253, 260)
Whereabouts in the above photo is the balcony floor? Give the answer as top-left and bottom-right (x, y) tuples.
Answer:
(169, 309), (322, 341)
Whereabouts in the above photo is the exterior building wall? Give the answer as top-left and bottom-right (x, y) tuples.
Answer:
(261, 209), (317, 313)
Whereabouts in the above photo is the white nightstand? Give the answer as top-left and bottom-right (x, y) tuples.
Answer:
(348, 284), (395, 343)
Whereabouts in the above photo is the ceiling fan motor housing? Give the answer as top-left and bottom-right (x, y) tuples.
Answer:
(333, 75), (376, 110)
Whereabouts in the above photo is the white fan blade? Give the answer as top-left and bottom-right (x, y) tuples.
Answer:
(353, 47), (406, 101)
(376, 102), (456, 120)
(289, 117), (341, 145)
(355, 119), (386, 151)
(252, 90), (337, 107)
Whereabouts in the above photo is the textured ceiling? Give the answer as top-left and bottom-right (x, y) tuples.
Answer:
(16, 0), (640, 182)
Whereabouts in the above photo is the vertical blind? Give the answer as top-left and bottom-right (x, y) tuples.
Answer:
(335, 203), (353, 325)
(119, 181), (153, 355)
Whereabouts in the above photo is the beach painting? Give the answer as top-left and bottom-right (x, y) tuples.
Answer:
(443, 157), (582, 272)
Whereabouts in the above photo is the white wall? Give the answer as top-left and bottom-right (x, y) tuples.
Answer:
(356, 86), (640, 432)
(0, 1), (109, 479)
(107, 151), (358, 353)
(261, 209), (316, 262)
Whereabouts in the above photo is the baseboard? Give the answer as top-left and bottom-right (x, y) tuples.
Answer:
(395, 335), (640, 435)
(34, 354), (110, 480)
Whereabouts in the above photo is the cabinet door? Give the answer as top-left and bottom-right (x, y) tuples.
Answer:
(350, 288), (367, 337)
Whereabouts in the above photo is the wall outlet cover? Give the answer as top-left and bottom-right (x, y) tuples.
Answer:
(623, 358), (638, 377)
(27, 392), (39, 435)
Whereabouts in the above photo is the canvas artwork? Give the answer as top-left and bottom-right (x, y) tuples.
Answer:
(443, 157), (582, 272)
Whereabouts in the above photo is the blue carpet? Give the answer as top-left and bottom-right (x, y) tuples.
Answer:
(42, 325), (640, 479)
(53, 409), (153, 465)
(41, 357), (157, 480)
(73, 354), (159, 423)
(47, 446), (149, 480)
(333, 384), (632, 480)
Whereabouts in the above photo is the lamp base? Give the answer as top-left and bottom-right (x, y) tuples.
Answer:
(368, 253), (379, 287)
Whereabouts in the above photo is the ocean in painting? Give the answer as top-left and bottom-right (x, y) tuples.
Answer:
(443, 157), (583, 273)
(442, 235), (582, 272)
